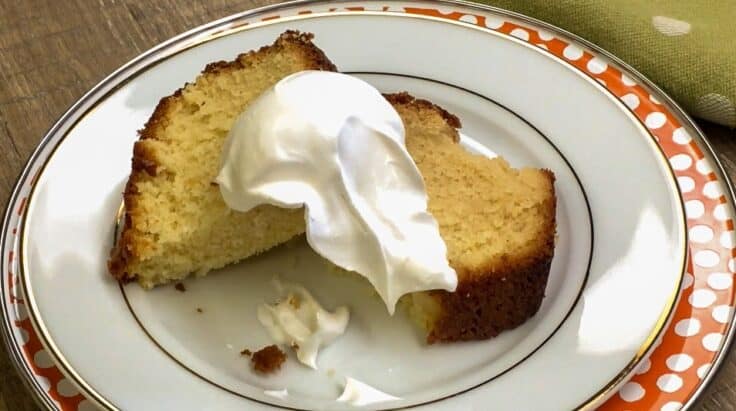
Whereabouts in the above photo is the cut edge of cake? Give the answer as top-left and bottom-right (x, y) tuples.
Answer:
(384, 93), (557, 343)
(108, 31), (336, 284)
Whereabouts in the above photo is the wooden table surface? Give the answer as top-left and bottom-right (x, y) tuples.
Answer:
(1, 1), (735, 410)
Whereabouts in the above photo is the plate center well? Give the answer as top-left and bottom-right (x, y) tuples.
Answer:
(121, 75), (592, 409)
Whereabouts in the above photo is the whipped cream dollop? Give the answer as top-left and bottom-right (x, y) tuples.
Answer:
(216, 71), (457, 313)
(257, 280), (349, 369)
(337, 377), (400, 407)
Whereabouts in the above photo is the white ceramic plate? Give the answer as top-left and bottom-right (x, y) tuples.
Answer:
(3, 2), (735, 411)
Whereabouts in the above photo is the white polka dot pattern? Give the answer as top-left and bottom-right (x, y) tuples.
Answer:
(33, 350), (55, 369)
(689, 289), (716, 308)
(689, 225), (713, 243)
(707, 272), (732, 290)
(660, 401), (683, 411)
(712, 305), (731, 324)
(645, 112), (667, 129)
(536, 29), (554, 41)
(635, 357), (651, 375)
(674, 318), (700, 337)
(18, 328), (29, 345)
(666, 354), (693, 372)
(696, 158), (712, 175)
(670, 154), (692, 171)
(587, 57), (608, 74)
(57, 379), (78, 398)
(620, 382), (646, 402)
(622, 93), (640, 109)
(681, 273), (694, 290)
(459, 14), (478, 25)
(693, 250), (719, 268)
(621, 73), (637, 86)
(702, 333), (723, 352)
(721, 231), (735, 248)
(672, 128), (691, 145)
(703, 181), (722, 199)
(562, 44), (583, 60)
(685, 200), (705, 219)
(714, 203), (728, 221)
(484, 15), (505, 29)
(15, 304), (27, 321)
(510, 28), (529, 40)
(36, 376), (51, 390)
(697, 363), (711, 379)
(677, 176), (694, 193)
(656, 374), (683, 393)
(77, 400), (99, 411)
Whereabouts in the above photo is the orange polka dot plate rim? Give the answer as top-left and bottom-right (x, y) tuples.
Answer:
(0, 1), (731, 410)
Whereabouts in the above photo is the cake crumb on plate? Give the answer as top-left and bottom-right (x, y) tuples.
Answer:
(251, 345), (286, 374)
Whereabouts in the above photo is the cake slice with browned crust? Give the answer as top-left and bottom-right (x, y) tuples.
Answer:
(109, 30), (556, 343)
(388, 93), (556, 342)
(109, 31), (335, 287)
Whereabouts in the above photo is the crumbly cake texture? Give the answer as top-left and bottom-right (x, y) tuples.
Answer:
(250, 345), (286, 374)
(387, 94), (556, 343)
(108, 30), (556, 343)
(108, 31), (335, 287)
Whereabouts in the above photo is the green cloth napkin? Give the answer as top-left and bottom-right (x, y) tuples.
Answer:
(476, 0), (736, 128)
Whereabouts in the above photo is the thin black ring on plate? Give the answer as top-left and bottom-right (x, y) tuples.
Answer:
(119, 71), (595, 411)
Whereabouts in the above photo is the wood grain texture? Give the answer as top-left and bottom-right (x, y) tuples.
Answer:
(0, 1), (734, 410)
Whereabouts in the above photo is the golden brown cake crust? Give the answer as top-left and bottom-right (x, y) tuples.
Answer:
(384, 93), (557, 343)
(384, 92), (462, 132)
(108, 31), (337, 283)
(425, 206), (555, 343)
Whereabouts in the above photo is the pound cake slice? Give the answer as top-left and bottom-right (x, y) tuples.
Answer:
(388, 93), (556, 343)
(109, 31), (556, 343)
(109, 31), (334, 287)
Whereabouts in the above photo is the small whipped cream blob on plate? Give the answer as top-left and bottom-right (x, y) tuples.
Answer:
(216, 71), (457, 313)
(257, 279), (349, 369)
